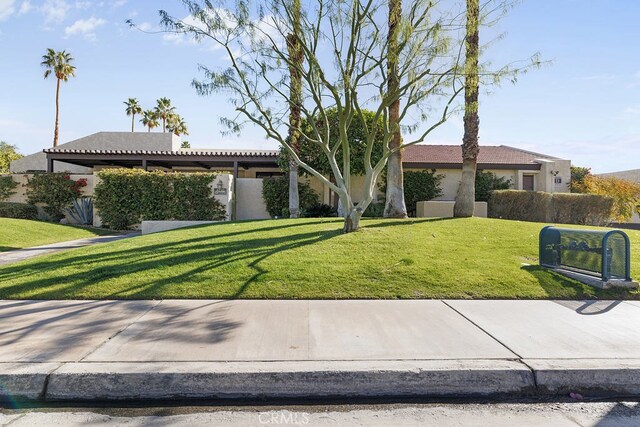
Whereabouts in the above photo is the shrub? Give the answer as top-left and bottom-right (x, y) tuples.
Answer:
(303, 203), (337, 218)
(363, 201), (385, 218)
(489, 190), (613, 226)
(489, 190), (552, 223)
(551, 193), (614, 226)
(580, 175), (640, 222)
(475, 171), (512, 202)
(95, 169), (226, 230)
(0, 202), (38, 220)
(64, 197), (94, 225)
(26, 173), (87, 221)
(0, 176), (18, 201)
(262, 176), (320, 218)
(379, 169), (443, 216)
(570, 166), (591, 193)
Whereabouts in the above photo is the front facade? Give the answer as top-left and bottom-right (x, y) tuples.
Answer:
(9, 132), (571, 220)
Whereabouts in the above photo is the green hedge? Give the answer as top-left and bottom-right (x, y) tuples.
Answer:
(94, 169), (226, 230)
(262, 176), (320, 218)
(379, 170), (443, 216)
(489, 190), (614, 226)
(0, 202), (38, 220)
(475, 171), (512, 202)
(26, 173), (87, 221)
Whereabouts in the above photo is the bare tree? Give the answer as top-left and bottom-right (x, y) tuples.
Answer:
(155, 0), (534, 232)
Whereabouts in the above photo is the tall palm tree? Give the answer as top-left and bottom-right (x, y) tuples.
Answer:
(454, 0), (480, 217)
(124, 98), (143, 132)
(141, 110), (159, 132)
(286, 0), (303, 218)
(383, 0), (408, 218)
(41, 48), (76, 147)
(154, 97), (175, 133)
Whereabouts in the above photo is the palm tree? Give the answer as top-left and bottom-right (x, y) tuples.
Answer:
(383, 0), (408, 218)
(286, 0), (303, 218)
(454, 0), (480, 217)
(124, 98), (143, 132)
(154, 97), (175, 133)
(167, 113), (189, 136)
(41, 48), (76, 147)
(141, 110), (159, 132)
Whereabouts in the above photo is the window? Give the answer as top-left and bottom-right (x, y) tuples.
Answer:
(255, 171), (285, 178)
(523, 174), (535, 191)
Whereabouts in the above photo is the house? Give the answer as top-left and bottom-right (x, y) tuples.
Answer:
(9, 132), (571, 219)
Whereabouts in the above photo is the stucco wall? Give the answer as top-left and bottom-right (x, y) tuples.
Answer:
(10, 132), (180, 173)
(235, 178), (270, 220)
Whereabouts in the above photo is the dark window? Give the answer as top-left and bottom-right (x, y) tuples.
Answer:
(523, 174), (535, 191)
(255, 171), (285, 178)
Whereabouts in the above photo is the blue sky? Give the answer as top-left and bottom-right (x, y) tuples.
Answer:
(0, 0), (638, 173)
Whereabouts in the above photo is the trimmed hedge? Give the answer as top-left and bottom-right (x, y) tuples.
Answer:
(262, 176), (320, 218)
(489, 190), (614, 226)
(94, 169), (226, 230)
(0, 202), (38, 220)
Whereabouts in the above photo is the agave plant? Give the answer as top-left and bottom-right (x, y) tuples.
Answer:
(64, 197), (94, 225)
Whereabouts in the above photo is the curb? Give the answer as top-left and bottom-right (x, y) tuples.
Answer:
(6, 360), (534, 401)
(4, 359), (640, 402)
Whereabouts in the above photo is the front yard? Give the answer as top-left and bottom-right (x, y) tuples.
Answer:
(0, 217), (638, 300)
(0, 218), (112, 252)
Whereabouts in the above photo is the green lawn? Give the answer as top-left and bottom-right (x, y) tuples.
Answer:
(0, 217), (638, 300)
(0, 218), (112, 252)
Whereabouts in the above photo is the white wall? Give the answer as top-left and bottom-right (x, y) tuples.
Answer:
(236, 178), (270, 220)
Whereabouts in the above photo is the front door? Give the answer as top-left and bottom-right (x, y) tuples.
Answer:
(523, 174), (535, 191)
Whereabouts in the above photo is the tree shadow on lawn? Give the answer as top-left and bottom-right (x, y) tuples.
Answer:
(521, 265), (639, 300)
(361, 217), (458, 229)
(0, 223), (342, 300)
(0, 218), (336, 281)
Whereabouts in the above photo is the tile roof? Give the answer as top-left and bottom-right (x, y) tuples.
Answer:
(403, 145), (559, 165)
(44, 145), (559, 166)
(43, 149), (279, 158)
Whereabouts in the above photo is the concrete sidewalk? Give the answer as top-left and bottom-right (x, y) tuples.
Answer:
(0, 233), (139, 266)
(1, 299), (640, 401)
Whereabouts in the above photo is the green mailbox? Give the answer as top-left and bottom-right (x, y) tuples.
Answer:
(539, 226), (636, 289)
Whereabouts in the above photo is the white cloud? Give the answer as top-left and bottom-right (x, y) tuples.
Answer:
(624, 105), (640, 115)
(41, 0), (70, 23)
(64, 16), (106, 39)
(0, 0), (16, 21)
(581, 74), (615, 82)
(137, 21), (155, 32)
(18, 0), (30, 15)
(113, 0), (126, 7)
(74, 0), (90, 9)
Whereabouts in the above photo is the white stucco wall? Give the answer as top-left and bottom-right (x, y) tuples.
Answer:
(235, 178), (270, 220)
(10, 132), (181, 173)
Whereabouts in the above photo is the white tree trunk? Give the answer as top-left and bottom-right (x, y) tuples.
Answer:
(384, 154), (408, 218)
